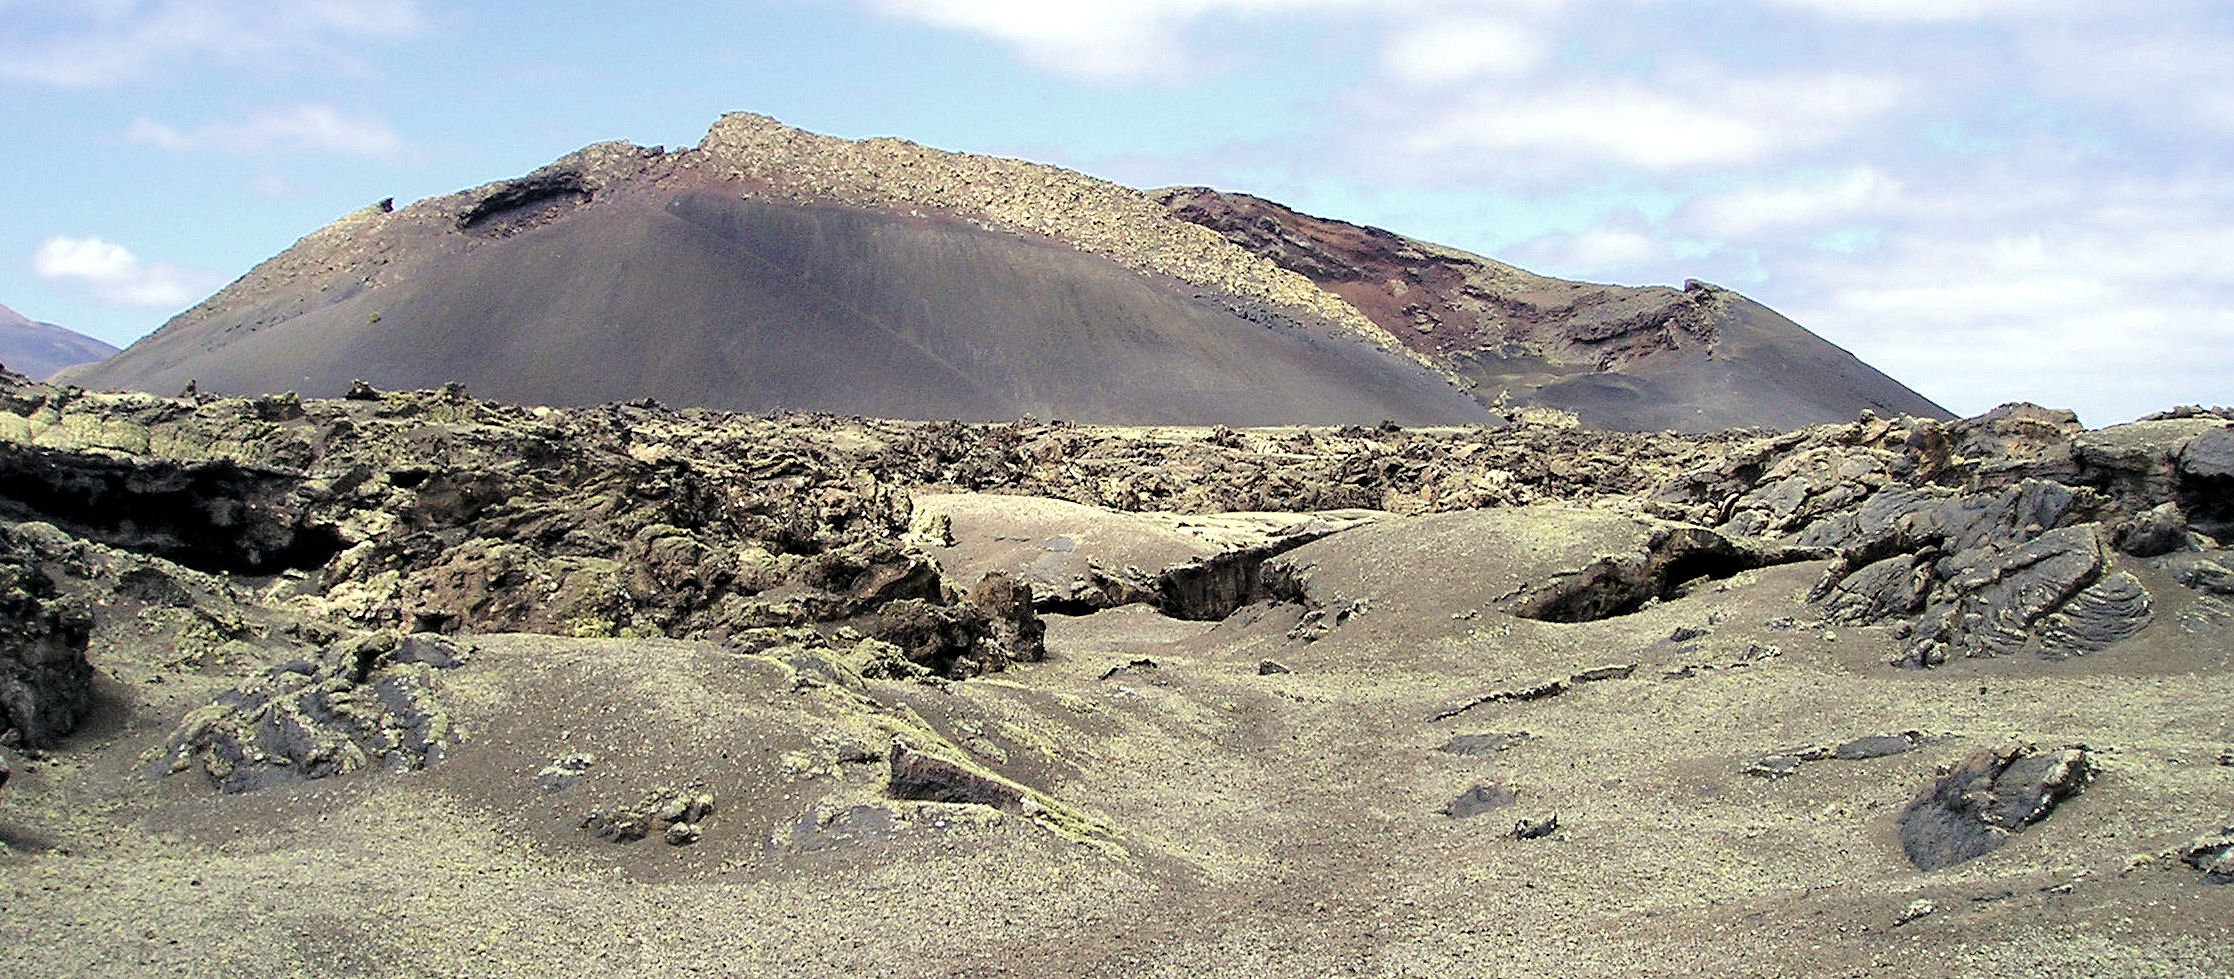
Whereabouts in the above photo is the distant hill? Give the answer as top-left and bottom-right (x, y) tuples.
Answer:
(62, 113), (1945, 430)
(0, 302), (118, 381)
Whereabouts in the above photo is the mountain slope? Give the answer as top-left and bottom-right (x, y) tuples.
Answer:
(0, 303), (117, 381)
(65, 114), (1947, 430)
(62, 117), (1489, 427)
(1158, 188), (1951, 431)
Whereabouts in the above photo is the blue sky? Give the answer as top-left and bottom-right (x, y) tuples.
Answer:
(4, 0), (2231, 425)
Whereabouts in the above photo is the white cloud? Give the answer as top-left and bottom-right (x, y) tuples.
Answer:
(1679, 167), (1901, 239)
(865, 0), (1369, 80)
(31, 236), (227, 309)
(1758, 0), (2062, 21)
(0, 0), (422, 87)
(1398, 73), (1901, 172)
(1509, 224), (1670, 278)
(1764, 178), (2234, 424)
(127, 104), (404, 157)
(1383, 16), (1547, 86)
(1406, 85), (1772, 170)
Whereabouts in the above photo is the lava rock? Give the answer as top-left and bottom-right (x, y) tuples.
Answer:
(582, 786), (718, 845)
(2118, 503), (2192, 557)
(2037, 571), (2153, 657)
(1436, 732), (1531, 756)
(1511, 814), (1559, 840)
(2179, 427), (2234, 481)
(2163, 553), (2234, 596)
(1897, 742), (2091, 871)
(2179, 830), (2234, 884)
(0, 529), (95, 750)
(1442, 783), (1517, 818)
(886, 742), (1028, 812)
(152, 631), (466, 792)
(1833, 733), (1925, 760)
(535, 754), (597, 792)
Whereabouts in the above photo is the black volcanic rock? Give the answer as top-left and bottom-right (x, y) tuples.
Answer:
(61, 116), (1492, 428)
(0, 524), (95, 749)
(1157, 188), (1951, 431)
(0, 303), (117, 381)
(1898, 742), (2090, 871)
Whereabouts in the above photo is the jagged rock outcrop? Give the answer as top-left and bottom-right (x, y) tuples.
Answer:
(5, 367), (2226, 697)
(1655, 406), (2233, 666)
(0, 523), (94, 749)
(0, 378), (1048, 681)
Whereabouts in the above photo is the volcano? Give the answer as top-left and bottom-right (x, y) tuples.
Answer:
(63, 114), (1945, 430)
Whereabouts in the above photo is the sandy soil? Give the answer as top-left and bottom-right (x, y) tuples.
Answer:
(4, 501), (2229, 978)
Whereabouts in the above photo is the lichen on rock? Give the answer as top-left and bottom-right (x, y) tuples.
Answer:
(151, 631), (470, 792)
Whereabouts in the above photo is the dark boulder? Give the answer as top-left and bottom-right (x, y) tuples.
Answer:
(1897, 742), (2091, 871)
(2179, 829), (2234, 884)
(2178, 427), (2234, 481)
(2118, 503), (2193, 557)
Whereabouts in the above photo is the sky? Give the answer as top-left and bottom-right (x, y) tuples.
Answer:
(4, 1), (2231, 426)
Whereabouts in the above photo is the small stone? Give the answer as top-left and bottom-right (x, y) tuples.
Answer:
(687, 793), (717, 823)
(665, 822), (701, 846)
(655, 793), (691, 824)
(1833, 733), (1923, 760)
(2179, 831), (2234, 884)
(533, 753), (597, 792)
(583, 814), (646, 844)
(1894, 899), (1937, 926)
(1511, 813), (1559, 840)
(1746, 755), (1802, 780)
(1256, 659), (1291, 675)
